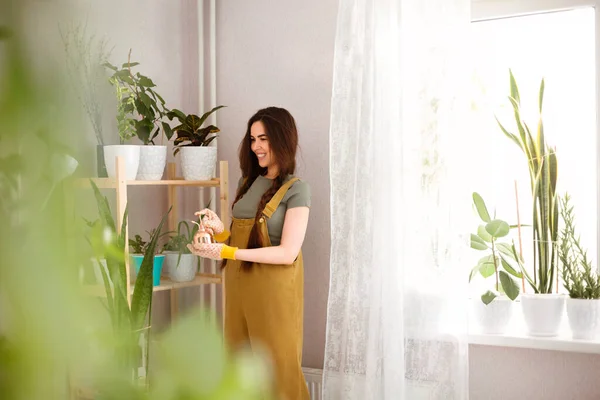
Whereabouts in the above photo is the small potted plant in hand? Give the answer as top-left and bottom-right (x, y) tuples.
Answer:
(167, 106), (225, 180)
(559, 193), (600, 340)
(469, 192), (522, 334)
(162, 220), (200, 282)
(129, 229), (169, 286)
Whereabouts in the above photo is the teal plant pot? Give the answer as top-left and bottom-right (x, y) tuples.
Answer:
(131, 254), (165, 286)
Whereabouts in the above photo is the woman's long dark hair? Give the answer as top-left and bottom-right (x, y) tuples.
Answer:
(225, 107), (298, 270)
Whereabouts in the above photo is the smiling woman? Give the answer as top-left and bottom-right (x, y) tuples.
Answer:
(187, 106), (312, 400)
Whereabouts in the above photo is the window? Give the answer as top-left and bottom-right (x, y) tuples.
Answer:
(468, 7), (597, 297)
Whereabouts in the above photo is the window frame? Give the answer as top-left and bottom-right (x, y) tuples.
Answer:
(471, 0), (600, 271)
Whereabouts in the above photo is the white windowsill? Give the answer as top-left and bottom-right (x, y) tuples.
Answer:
(467, 302), (600, 354)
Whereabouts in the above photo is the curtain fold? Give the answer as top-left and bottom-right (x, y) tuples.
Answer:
(324, 0), (472, 398)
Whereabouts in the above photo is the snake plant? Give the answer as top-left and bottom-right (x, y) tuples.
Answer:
(496, 69), (559, 294)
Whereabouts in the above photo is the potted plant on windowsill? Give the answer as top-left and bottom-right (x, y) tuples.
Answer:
(497, 69), (564, 337)
(469, 192), (522, 334)
(559, 193), (600, 340)
(162, 220), (200, 282)
(129, 228), (171, 286)
(104, 50), (173, 181)
(167, 106), (225, 180)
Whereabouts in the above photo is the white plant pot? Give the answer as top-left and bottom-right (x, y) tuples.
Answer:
(180, 146), (217, 180)
(472, 296), (514, 334)
(167, 253), (197, 282)
(162, 251), (176, 277)
(137, 145), (167, 180)
(521, 293), (566, 337)
(104, 145), (140, 180)
(567, 298), (600, 340)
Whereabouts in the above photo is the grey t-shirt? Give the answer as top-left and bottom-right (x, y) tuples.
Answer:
(232, 175), (311, 246)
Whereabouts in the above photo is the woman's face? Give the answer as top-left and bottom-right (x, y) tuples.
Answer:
(250, 120), (275, 170)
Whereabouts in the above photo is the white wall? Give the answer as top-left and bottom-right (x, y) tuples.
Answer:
(216, 0), (337, 368)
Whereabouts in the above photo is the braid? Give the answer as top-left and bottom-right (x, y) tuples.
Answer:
(241, 175), (285, 270)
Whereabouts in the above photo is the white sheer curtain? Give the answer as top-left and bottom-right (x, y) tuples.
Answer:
(324, 0), (472, 399)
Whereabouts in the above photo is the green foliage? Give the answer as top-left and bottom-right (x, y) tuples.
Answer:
(496, 69), (559, 294)
(129, 228), (171, 255)
(167, 106), (225, 155)
(105, 52), (172, 145)
(469, 192), (522, 304)
(559, 193), (600, 299)
(60, 22), (113, 146)
(163, 220), (201, 269)
(0, 5), (270, 398)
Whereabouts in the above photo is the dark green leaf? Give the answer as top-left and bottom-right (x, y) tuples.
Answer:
(122, 62), (140, 68)
(203, 135), (218, 146)
(499, 271), (520, 300)
(140, 92), (154, 109)
(197, 105), (226, 128)
(481, 290), (497, 305)
(137, 76), (156, 87)
(485, 219), (510, 238)
(131, 207), (171, 331)
(500, 256), (522, 279)
(162, 122), (173, 140)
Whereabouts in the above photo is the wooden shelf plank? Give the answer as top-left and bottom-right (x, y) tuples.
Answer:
(82, 273), (222, 297)
(74, 178), (220, 188)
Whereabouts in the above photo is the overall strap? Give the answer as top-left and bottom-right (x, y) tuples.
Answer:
(263, 177), (300, 219)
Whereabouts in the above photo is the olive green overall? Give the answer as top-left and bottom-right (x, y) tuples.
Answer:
(224, 178), (309, 400)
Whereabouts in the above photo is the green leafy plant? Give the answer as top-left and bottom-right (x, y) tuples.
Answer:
(129, 228), (171, 255)
(496, 69), (559, 294)
(559, 193), (600, 299)
(163, 219), (201, 268)
(89, 181), (170, 381)
(167, 106), (225, 155)
(60, 22), (113, 146)
(104, 50), (173, 145)
(470, 192), (523, 304)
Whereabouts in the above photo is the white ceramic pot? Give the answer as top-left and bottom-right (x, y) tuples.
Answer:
(567, 298), (600, 340)
(103, 145), (140, 180)
(521, 293), (565, 337)
(137, 145), (167, 180)
(180, 146), (217, 180)
(167, 253), (197, 282)
(472, 295), (514, 334)
(162, 251), (176, 277)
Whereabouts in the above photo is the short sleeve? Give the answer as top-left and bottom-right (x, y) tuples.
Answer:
(286, 180), (311, 209)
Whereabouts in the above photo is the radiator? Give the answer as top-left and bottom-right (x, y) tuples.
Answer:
(303, 368), (323, 400)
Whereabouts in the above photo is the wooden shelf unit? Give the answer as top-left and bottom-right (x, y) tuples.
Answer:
(78, 156), (229, 319)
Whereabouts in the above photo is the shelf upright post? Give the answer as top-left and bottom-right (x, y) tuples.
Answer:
(167, 162), (179, 321)
(114, 156), (131, 304)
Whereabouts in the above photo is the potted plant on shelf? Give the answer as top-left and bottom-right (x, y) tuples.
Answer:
(496, 69), (564, 337)
(559, 193), (600, 340)
(162, 220), (200, 282)
(129, 227), (171, 287)
(469, 192), (522, 334)
(167, 105), (225, 180)
(88, 181), (169, 383)
(104, 50), (173, 181)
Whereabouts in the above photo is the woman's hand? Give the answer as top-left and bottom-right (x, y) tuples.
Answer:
(187, 240), (238, 261)
(194, 208), (224, 235)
